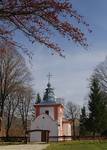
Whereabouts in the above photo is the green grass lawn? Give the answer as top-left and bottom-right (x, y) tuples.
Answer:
(46, 141), (107, 150)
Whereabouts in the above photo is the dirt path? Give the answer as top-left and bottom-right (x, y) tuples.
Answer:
(0, 143), (49, 150)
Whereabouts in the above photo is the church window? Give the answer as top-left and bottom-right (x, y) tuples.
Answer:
(45, 110), (49, 115)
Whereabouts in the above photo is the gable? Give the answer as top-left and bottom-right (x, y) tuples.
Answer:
(31, 114), (58, 136)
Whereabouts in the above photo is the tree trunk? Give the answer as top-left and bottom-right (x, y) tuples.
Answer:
(6, 113), (11, 140)
(6, 128), (9, 139)
(23, 121), (27, 144)
(0, 102), (4, 132)
(93, 131), (96, 138)
(73, 119), (76, 139)
(0, 117), (2, 132)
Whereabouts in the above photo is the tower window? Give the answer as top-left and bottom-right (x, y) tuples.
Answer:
(45, 110), (49, 115)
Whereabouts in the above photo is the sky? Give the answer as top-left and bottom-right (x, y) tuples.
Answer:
(16, 0), (107, 105)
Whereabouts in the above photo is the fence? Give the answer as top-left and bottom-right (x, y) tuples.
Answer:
(0, 136), (30, 143)
(0, 136), (107, 143)
(49, 135), (107, 142)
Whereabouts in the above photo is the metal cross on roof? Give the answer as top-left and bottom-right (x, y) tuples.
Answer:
(47, 72), (52, 83)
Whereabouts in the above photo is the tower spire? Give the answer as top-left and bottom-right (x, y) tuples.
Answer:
(43, 73), (55, 103)
(47, 72), (52, 83)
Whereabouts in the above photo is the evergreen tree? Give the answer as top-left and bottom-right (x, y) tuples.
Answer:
(88, 76), (107, 136)
(36, 93), (41, 104)
(80, 106), (87, 136)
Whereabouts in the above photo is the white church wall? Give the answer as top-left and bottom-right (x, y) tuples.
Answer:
(63, 123), (71, 136)
(40, 107), (54, 119)
(57, 107), (63, 136)
(30, 114), (58, 142)
(30, 131), (41, 142)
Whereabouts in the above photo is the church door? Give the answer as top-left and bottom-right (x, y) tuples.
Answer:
(41, 131), (47, 142)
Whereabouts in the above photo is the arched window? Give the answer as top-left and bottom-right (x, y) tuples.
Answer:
(45, 110), (49, 115)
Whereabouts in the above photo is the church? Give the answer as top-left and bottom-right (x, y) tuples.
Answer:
(30, 74), (72, 142)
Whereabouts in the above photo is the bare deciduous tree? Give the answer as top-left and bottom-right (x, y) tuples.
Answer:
(0, 40), (31, 130)
(17, 86), (34, 137)
(65, 101), (80, 137)
(0, 0), (91, 56)
(95, 58), (107, 92)
(4, 92), (19, 138)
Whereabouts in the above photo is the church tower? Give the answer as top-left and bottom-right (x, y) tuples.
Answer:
(30, 73), (72, 142)
(35, 76), (64, 119)
(34, 73), (64, 136)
